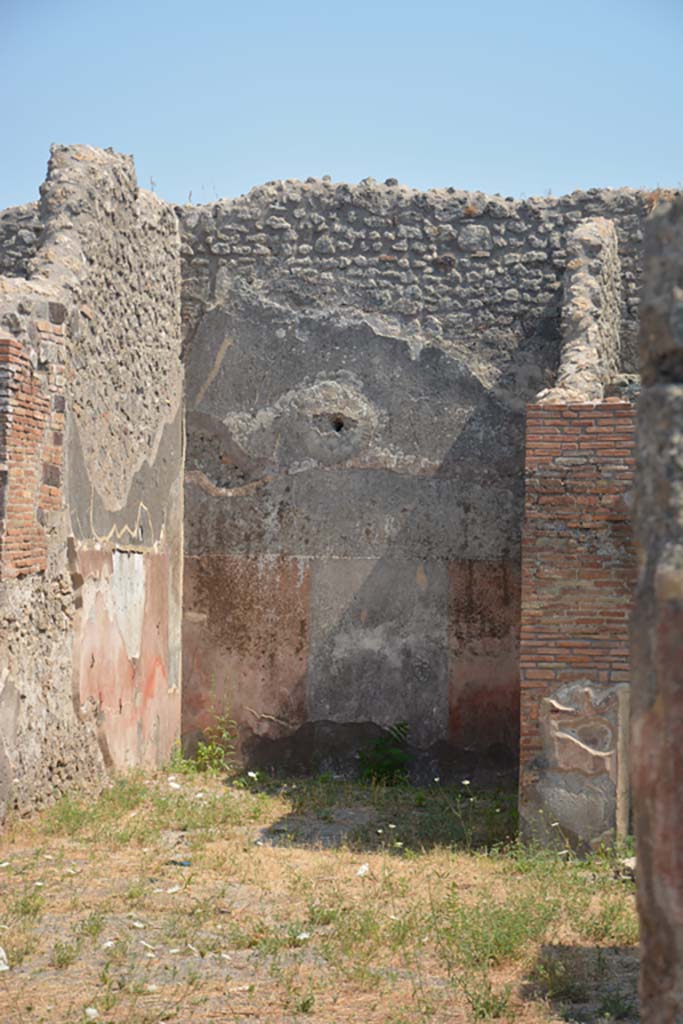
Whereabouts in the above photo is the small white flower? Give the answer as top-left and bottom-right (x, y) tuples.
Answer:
(357, 863), (370, 877)
(296, 931), (310, 942)
(168, 781), (181, 790)
(0, 862), (9, 869)
(388, 823), (396, 830)
(101, 941), (115, 950)
(131, 921), (145, 930)
(84, 1009), (99, 1022)
(34, 881), (44, 888)
(394, 841), (404, 848)
(376, 829), (383, 835)
(461, 779), (471, 787)
(433, 777), (440, 783)
(247, 771), (258, 780)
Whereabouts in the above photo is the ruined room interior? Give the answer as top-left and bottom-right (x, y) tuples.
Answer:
(0, 144), (668, 850)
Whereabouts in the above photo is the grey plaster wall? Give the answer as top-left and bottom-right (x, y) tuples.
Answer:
(179, 181), (653, 770)
(36, 145), (183, 513)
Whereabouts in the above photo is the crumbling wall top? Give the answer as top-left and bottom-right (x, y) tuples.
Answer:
(537, 217), (622, 404)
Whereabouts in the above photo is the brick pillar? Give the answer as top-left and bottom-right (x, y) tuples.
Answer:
(0, 316), (66, 579)
(519, 399), (636, 847)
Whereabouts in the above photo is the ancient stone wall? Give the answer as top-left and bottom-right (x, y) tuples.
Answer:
(0, 297), (104, 817)
(179, 183), (649, 373)
(0, 202), (41, 279)
(0, 145), (184, 817)
(0, 144), (667, 824)
(540, 218), (623, 403)
(632, 195), (683, 1021)
(179, 181), (650, 771)
(518, 400), (635, 847)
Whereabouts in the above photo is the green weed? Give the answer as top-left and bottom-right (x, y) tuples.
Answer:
(359, 724), (410, 785)
(50, 939), (81, 968)
(531, 952), (590, 1003)
(11, 886), (44, 920)
(440, 887), (559, 968)
(597, 988), (635, 1019)
(169, 712), (237, 775)
(580, 897), (639, 946)
(78, 911), (106, 941)
(459, 971), (511, 1020)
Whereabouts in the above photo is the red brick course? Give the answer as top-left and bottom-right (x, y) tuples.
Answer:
(0, 320), (65, 578)
(519, 400), (636, 788)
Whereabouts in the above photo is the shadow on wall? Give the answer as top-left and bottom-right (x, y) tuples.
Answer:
(181, 288), (564, 778)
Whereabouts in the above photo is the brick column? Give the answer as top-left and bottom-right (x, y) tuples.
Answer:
(519, 399), (636, 846)
(0, 315), (66, 579)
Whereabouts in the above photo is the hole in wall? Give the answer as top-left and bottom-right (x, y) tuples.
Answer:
(312, 412), (358, 436)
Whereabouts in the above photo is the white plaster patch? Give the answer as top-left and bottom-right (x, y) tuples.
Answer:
(222, 373), (383, 456)
(82, 551), (147, 660)
(110, 551), (147, 660)
(331, 625), (405, 671)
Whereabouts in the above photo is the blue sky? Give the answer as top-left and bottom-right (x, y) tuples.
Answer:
(2, 0), (682, 208)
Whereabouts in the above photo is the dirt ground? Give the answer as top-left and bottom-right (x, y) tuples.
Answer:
(0, 771), (639, 1024)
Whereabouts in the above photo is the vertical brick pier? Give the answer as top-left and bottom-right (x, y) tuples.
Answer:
(519, 399), (636, 845)
(0, 317), (66, 579)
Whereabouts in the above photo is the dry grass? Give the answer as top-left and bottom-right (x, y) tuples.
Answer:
(0, 769), (639, 1024)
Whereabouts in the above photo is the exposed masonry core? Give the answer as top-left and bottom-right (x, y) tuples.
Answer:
(0, 202), (41, 279)
(0, 145), (674, 853)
